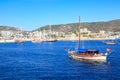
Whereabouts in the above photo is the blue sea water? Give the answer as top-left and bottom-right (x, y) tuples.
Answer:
(0, 40), (120, 80)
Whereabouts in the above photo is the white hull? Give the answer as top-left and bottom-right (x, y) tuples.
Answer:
(105, 42), (116, 44)
(15, 39), (25, 43)
(32, 39), (43, 43)
(43, 39), (57, 42)
(70, 54), (106, 60)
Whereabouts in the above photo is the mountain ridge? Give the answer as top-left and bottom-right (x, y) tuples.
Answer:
(0, 26), (25, 32)
(0, 19), (120, 33)
(34, 19), (120, 33)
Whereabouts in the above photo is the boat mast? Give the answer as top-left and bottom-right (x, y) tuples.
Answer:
(50, 24), (52, 34)
(50, 24), (52, 39)
(77, 16), (80, 49)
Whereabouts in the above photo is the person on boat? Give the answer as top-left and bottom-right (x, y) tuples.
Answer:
(105, 52), (108, 56)
(94, 53), (97, 56)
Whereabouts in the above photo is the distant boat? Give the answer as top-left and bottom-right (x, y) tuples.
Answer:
(67, 16), (111, 62)
(104, 38), (117, 45)
(104, 35), (117, 45)
(105, 41), (117, 45)
(15, 29), (25, 43)
(32, 39), (43, 43)
(43, 24), (57, 42)
(15, 39), (25, 43)
(43, 38), (57, 42)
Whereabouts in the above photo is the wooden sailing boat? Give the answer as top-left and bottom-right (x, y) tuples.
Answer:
(68, 16), (110, 61)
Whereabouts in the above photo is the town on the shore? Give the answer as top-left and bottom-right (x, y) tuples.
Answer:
(0, 28), (120, 43)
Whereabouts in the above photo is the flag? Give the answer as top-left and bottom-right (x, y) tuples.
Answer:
(107, 48), (111, 51)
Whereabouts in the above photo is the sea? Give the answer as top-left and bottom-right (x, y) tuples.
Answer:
(0, 40), (120, 80)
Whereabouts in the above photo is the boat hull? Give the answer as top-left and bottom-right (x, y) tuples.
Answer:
(15, 40), (25, 43)
(105, 42), (116, 44)
(43, 39), (57, 42)
(70, 54), (106, 60)
(68, 50), (107, 62)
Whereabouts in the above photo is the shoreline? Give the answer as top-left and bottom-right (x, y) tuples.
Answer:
(0, 38), (119, 43)
(57, 36), (107, 41)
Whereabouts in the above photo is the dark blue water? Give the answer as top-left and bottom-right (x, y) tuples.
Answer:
(0, 40), (120, 80)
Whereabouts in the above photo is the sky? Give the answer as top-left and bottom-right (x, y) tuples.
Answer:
(0, 0), (120, 31)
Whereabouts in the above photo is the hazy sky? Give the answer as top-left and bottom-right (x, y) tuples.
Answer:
(0, 0), (120, 31)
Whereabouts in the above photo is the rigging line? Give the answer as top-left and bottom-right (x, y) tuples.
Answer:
(77, 16), (80, 49)
(78, 16), (85, 49)
(81, 28), (85, 49)
(86, 34), (91, 49)
(81, 36), (84, 49)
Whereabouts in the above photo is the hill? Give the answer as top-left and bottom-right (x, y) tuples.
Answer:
(0, 26), (24, 32)
(34, 19), (120, 33)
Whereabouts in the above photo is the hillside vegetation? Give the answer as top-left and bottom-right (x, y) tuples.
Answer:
(0, 26), (24, 32)
(0, 19), (120, 33)
(34, 19), (120, 33)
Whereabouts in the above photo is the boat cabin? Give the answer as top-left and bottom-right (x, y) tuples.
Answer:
(76, 48), (100, 56)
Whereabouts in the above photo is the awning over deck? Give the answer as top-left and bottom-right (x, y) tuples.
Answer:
(76, 48), (88, 53)
(75, 48), (99, 53)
